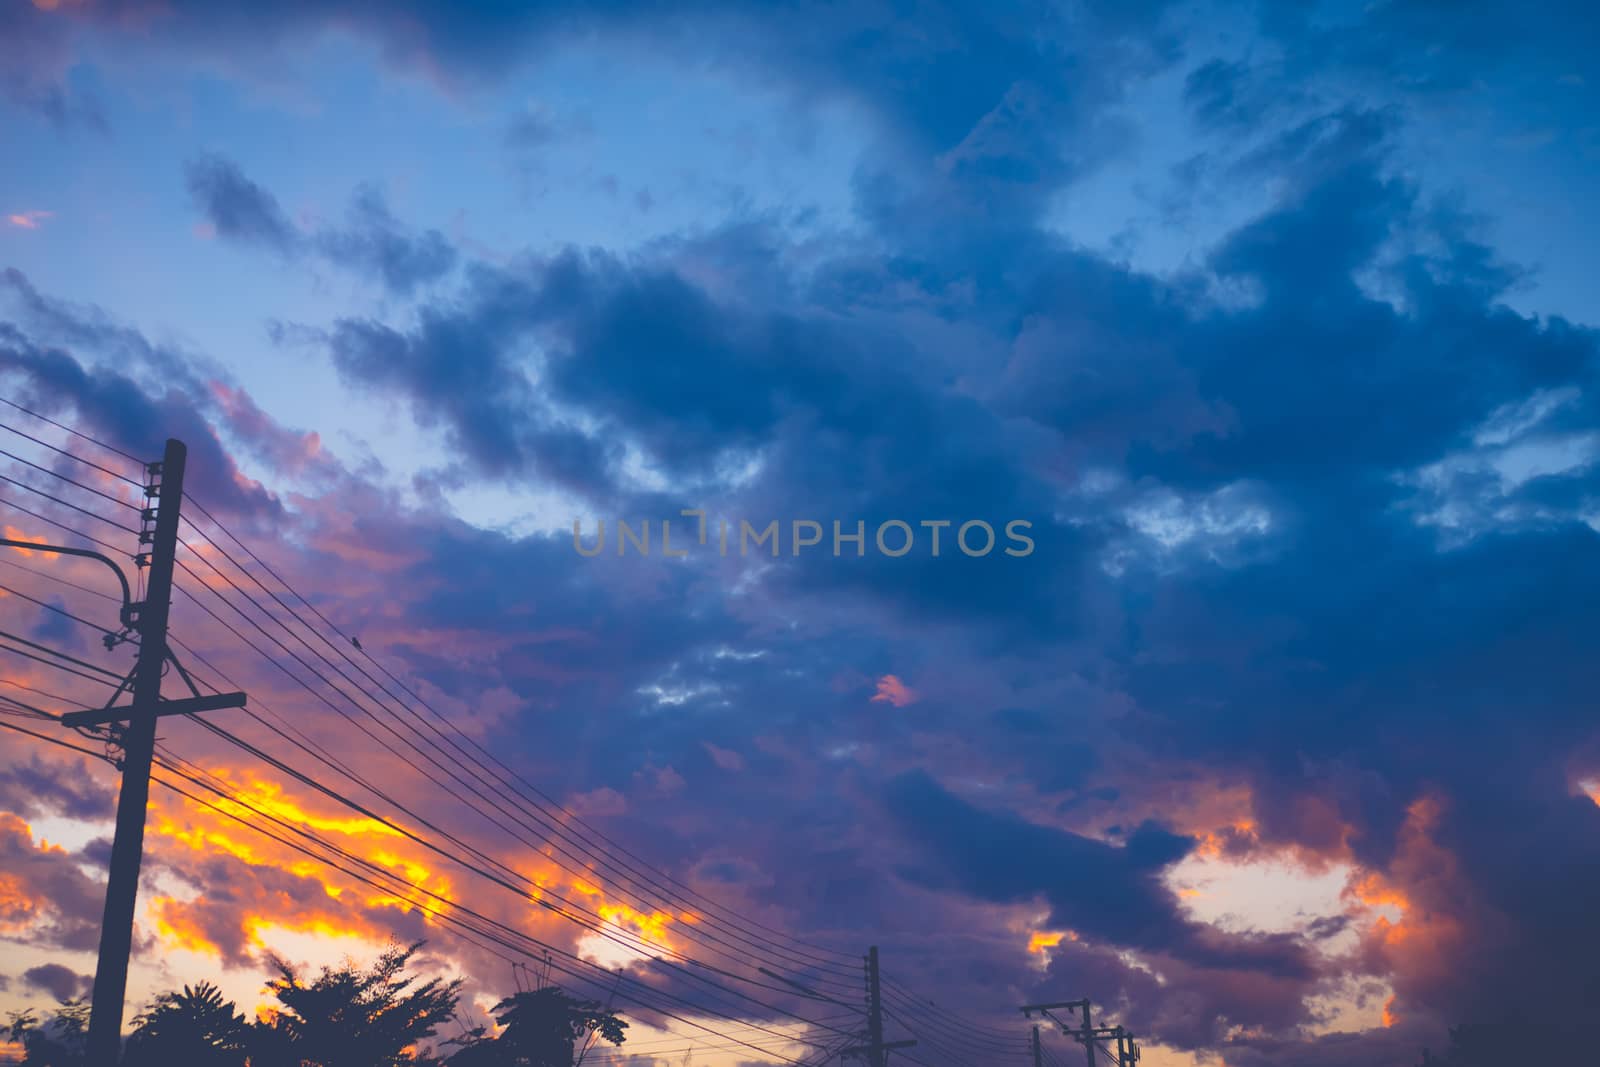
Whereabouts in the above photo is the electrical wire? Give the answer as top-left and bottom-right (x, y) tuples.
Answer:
(0, 416), (1042, 1064)
(179, 495), (863, 980)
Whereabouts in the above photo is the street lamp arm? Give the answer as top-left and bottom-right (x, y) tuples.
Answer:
(0, 538), (134, 627)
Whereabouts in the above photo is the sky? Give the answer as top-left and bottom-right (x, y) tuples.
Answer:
(0, 1), (1598, 1065)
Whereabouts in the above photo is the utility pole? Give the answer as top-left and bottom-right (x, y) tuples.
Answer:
(868, 946), (884, 1067)
(841, 947), (914, 1067)
(1114, 1026), (1139, 1066)
(1032, 1024), (1044, 1067)
(1022, 999), (1140, 1067)
(70, 439), (245, 1066)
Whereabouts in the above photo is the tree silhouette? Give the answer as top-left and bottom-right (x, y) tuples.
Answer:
(254, 940), (462, 1067)
(5, 999), (89, 1066)
(121, 981), (250, 1067)
(447, 987), (627, 1067)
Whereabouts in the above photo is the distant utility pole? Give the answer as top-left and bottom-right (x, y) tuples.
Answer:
(840, 947), (915, 1067)
(62, 439), (246, 1067)
(1021, 999), (1139, 1067)
(867, 945), (885, 1067)
(1032, 1024), (1044, 1067)
(1113, 1026), (1140, 1066)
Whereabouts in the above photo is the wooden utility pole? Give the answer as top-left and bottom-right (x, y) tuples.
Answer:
(1032, 1024), (1044, 1067)
(841, 947), (913, 1066)
(74, 439), (245, 1066)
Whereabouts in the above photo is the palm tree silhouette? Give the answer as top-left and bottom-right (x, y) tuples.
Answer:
(446, 987), (627, 1067)
(122, 982), (249, 1067)
(255, 940), (462, 1067)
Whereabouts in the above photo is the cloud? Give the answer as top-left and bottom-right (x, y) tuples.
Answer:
(0, 812), (106, 953)
(701, 742), (744, 772)
(314, 185), (457, 296)
(881, 771), (1315, 983)
(20, 963), (90, 1003)
(869, 675), (916, 707)
(185, 157), (456, 295)
(0, 754), (113, 823)
(5, 211), (52, 230)
(185, 154), (300, 255)
(0, 282), (285, 519)
(99, 95), (1600, 1055)
(4, 5), (1600, 1061)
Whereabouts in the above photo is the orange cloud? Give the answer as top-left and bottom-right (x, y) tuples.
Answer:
(2, 526), (51, 557)
(1343, 792), (1471, 989)
(1192, 818), (1260, 859)
(0, 811), (102, 947)
(0, 870), (39, 931)
(145, 763), (695, 969)
(1026, 929), (1078, 954)
(870, 674), (917, 707)
(1381, 995), (1400, 1028)
(570, 877), (681, 949)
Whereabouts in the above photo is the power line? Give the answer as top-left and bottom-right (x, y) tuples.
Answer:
(143, 757), (835, 1064)
(0, 399), (144, 468)
(0, 712), (838, 1067)
(164, 524), (863, 995)
(0, 453), (863, 1057)
(0, 418), (859, 992)
(882, 979), (1031, 1044)
(0, 423), (1037, 1064)
(179, 495), (862, 980)
(0, 579), (129, 639)
(0, 443), (142, 512)
(0, 552), (124, 604)
(0, 625), (128, 681)
(0, 491), (129, 555)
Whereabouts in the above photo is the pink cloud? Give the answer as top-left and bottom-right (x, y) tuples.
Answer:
(702, 742), (745, 771)
(5, 211), (53, 230)
(871, 674), (918, 707)
(567, 786), (627, 817)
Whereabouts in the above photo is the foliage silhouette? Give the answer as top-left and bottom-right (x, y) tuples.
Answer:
(251, 940), (462, 1067)
(0, 944), (635, 1067)
(446, 987), (627, 1067)
(122, 981), (250, 1067)
(6, 998), (89, 1066)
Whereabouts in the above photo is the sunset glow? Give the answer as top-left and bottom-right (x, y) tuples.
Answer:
(2, 3), (1598, 1065)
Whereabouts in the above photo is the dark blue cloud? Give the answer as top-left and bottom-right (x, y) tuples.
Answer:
(187, 157), (457, 296)
(6, 3), (1600, 1063)
(881, 770), (1316, 980)
(0, 289), (284, 520)
(315, 186), (457, 296)
(26, 596), (80, 652)
(185, 154), (300, 255)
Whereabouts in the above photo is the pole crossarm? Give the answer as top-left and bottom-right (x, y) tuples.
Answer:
(1021, 1001), (1090, 1015)
(61, 691), (246, 729)
(840, 1041), (916, 1056)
